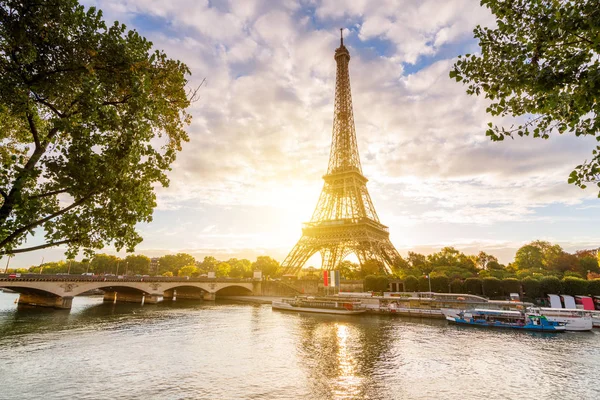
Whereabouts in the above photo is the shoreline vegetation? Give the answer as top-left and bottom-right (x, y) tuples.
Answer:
(3, 240), (599, 300)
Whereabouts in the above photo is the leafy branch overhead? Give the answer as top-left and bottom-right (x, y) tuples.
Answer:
(0, 0), (192, 256)
(450, 0), (600, 194)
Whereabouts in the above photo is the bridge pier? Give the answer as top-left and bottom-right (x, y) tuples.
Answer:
(163, 289), (175, 301)
(18, 293), (73, 310)
(103, 291), (117, 303)
(114, 292), (145, 304)
(144, 294), (160, 304)
(203, 292), (216, 301)
(174, 287), (204, 301)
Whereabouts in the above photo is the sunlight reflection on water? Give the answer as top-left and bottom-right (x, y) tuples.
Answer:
(0, 293), (599, 400)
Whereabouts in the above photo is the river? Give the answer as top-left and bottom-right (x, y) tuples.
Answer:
(0, 292), (599, 399)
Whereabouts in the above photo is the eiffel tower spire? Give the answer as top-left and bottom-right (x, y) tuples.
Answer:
(282, 30), (400, 275)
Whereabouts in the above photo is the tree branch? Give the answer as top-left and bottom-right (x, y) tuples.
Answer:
(0, 188), (7, 200)
(102, 95), (131, 106)
(30, 91), (66, 118)
(0, 239), (76, 255)
(0, 126), (59, 225)
(0, 192), (94, 249)
(28, 188), (71, 200)
(26, 111), (41, 149)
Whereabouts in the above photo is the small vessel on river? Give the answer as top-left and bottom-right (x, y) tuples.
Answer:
(528, 307), (593, 331)
(442, 308), (566, 332)
(272, 297), (366, 315)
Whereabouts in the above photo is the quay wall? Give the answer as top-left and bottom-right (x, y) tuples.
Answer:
(260, 280), (364, 296)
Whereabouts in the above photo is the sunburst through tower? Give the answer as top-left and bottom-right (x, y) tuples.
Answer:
(281, 30), (401, 275)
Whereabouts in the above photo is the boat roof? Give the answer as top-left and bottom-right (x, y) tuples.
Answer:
(472, 309), (523, 315)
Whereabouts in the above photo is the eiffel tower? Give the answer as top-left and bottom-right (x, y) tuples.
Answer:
(282, 30), (400, 275)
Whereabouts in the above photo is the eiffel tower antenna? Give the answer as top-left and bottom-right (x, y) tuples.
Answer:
(281, 30), (401, 275)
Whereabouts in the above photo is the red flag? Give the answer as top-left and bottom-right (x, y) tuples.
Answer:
(323, 270), (329, 287)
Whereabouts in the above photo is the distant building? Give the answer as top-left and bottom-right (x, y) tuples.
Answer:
(150, 257), (160, 275)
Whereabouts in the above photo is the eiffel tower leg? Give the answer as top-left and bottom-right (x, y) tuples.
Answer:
(320, 245), (347, 271)
(356, 244), (394, 275)
(281, 236), (319, 275)
(380, 239), (401, 272)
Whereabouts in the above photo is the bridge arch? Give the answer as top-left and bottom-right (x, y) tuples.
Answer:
(215, 285), (254, 296)
(69, 283), (150, 297)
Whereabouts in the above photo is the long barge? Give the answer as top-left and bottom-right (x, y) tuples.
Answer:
(328, 292), (533, 319)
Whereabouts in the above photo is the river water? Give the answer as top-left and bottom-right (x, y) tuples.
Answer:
(0, 292), (599, 400)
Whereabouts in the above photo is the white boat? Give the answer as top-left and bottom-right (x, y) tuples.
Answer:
(584, 310), (600, 328)
(529, 307), (593, 331)
(441, 308), (566, 332)
(272, 297), (366, 315)
(376, 293), (531, 319)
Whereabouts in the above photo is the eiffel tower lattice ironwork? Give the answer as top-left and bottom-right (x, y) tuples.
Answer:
(282, 30), (400, 275)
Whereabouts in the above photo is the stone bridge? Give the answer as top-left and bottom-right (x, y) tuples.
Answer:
(0, 276), (261, 309)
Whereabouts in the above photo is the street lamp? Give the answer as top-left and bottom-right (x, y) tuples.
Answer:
(425, 273), (432, 293)
(3, 255), (12, 274)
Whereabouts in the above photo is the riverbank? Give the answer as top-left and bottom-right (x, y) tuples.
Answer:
(218, 295), (292, 304)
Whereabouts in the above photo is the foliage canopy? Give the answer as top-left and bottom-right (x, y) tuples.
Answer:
(451, 0), (600, 194)
(0, 0), (191, 256)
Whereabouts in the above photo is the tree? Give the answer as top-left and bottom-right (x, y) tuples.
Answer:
(451, 0), (600, 193)
(0, 0), (191, 257)
(522, 277), (542, 299)
(407, 252), (429, 272)
(514, 245), (544, 271)
(199, 256), (219, 272)
(178, 265), (197, 277)
(464, 278), (483, 296)
(551, 252), (579, 274)
(540, 276), (562, 295)
(403, 276), (419, 292)
(158, 253), (195, 275)
(90, 253), (119, 274)
(227, 258), (252, 278)
(477, 251), (498, 270)
(418, 276), (430, 292)
(482, 277), (502, 298)
(562, 277), (588, 296)
(338, 260), (359, 280)
(360, 259), (384, 277)
(125, 254), (150, 275)
(576, 250), (600, 276)
(214, 262), (231, 278)
(588, 279), (600, 296)
(449, 279), (464, 294)
(252, 256), (280, 277)
(501, 278), (521, 297)
(364, 275), (389, 292)
(391, 256), (410, 274)
(430, 275), (449, 293)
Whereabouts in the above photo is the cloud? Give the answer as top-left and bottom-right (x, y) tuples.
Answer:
(10, 0), (599, 270)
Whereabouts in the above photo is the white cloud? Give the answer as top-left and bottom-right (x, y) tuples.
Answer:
(10, 0), (600, 270)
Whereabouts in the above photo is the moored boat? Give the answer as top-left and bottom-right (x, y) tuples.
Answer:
(585, 310), (600, 328)
(442, 308), (565, 332)
(372, 292), (532, 319)
(528, 307), (593, 331)
(272, 297), (366, 315)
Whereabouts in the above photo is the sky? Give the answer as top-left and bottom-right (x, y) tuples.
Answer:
(8, 0), (600, 269)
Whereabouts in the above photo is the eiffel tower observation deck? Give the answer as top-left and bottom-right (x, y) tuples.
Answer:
(282, 30), (401, 275)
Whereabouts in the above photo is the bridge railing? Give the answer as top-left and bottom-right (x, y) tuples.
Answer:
(0, 274), (257, 283)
